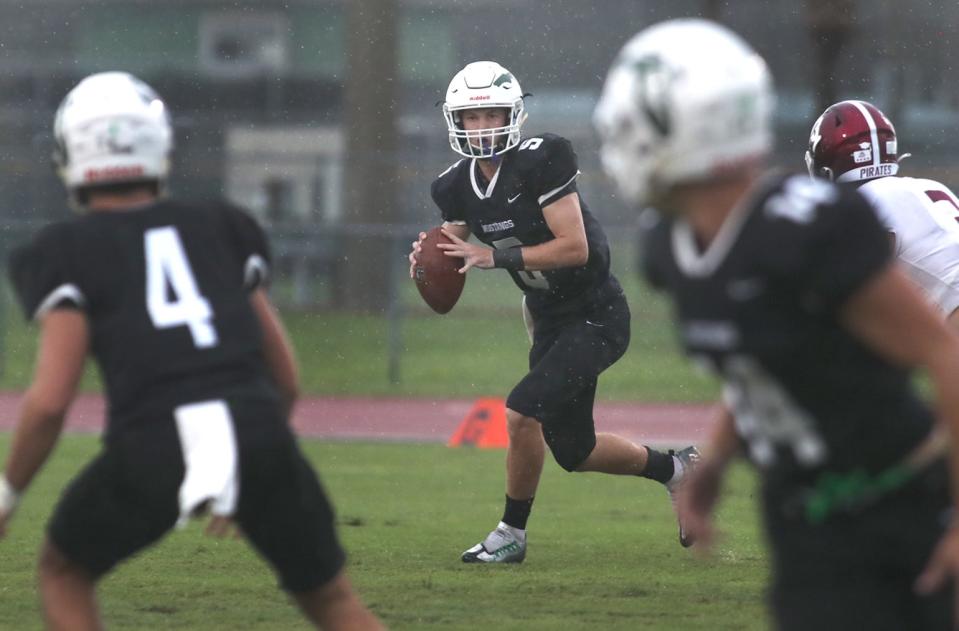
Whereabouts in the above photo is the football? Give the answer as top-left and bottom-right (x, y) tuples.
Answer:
(414, 226), (466, 314)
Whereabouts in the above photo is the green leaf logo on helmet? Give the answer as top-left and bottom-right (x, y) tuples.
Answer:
(493, 72), (514, 88)
(632, 55), (672, 137)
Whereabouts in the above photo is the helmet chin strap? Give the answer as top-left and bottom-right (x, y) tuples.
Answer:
(469, 133), (507, 159)
(486, 135), (508, 159)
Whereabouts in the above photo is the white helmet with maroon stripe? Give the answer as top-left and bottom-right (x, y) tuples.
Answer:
(53, 72), (173, 196)
(805, 100), (900, 184)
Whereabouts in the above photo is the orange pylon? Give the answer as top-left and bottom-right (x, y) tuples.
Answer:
(448, 397), (509, 448)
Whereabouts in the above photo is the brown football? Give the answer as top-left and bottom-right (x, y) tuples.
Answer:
(414, 226), (466, 314)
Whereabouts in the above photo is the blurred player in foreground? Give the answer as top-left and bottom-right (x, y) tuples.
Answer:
(806, 99), (959, 328)
(0, 72), (383, 631)
(594, 18), (959, 630)
(409, 60), (699, 563)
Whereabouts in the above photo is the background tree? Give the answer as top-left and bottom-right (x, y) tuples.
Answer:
(806, 0), (856, 116)
(342, 0), (398, 311)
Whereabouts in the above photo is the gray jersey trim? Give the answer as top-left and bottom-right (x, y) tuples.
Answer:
(33, 283), (86, 321)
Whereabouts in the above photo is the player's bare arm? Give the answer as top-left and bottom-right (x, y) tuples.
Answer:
(838, 264), (959, 389)
(679, 404), (738, 553)
(409, 221), (471, 278)
(837, 265), (959, 591)
(437, 192), (588, 273)
(838, 265), (959, 441)
(250, 288), (300, 416)
(515, 192), (588, 270)
(0, 310), (88, 536)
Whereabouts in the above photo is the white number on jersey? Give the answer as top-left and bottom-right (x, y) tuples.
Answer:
(765, 177), (837, 225)
(491, 236), (550, 290)
(145, 227), (218, 348)
(519, 138), (543, 152)
(924, 188), (959, 232)
(721, 355), (827, 468)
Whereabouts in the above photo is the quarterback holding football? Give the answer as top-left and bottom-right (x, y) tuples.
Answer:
(409, 61), (699, 564)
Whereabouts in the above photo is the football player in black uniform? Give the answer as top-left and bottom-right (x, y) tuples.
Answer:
(594, 18), (959, 630)
(409, 61), (699, 564)
(0, 73), (383, 630)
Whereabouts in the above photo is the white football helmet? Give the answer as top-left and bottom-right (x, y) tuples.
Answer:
(593, 19), (774, 206)
(443, 61), (527, 158)
(53, 72), (173, 197)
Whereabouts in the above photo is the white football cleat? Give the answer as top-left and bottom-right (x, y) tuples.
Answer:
(665, 446), (701, 548)
(461, 523), (526, 563)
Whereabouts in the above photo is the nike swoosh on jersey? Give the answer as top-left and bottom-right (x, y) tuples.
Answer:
(507, 193), (522, 204)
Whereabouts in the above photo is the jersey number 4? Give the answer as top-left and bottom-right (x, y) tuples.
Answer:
(145, 227), (219, 349)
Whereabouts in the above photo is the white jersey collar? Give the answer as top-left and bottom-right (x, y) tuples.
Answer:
(470, 158), (503, 200)
(671, 174), (774, 277)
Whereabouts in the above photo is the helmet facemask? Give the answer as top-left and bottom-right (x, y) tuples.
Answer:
(444, 100), (526, 158)
(593, 79), (660, 206)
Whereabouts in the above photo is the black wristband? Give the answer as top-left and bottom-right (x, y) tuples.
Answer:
(493, 247), (524, 270)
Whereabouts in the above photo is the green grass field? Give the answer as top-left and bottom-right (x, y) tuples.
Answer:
(0, 236), (745, 629)
(0, 436), (769, 630)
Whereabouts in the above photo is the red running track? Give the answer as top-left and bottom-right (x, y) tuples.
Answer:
(0, 393), (718, 447)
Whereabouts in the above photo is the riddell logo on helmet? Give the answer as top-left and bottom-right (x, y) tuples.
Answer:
(84, 165), (145, 182)
(469, 96), (491, 101)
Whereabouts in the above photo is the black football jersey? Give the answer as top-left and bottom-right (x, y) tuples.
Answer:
(9, 199), (276, 439)
(431, 133), (619, 319)
(642, 173), (934, 494)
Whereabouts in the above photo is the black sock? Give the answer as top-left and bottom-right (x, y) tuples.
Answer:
(502, 495), (534, 530)
(639, 447), (675, 484)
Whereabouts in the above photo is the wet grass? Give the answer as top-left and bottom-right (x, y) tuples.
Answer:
(0, 437), (767, 630)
